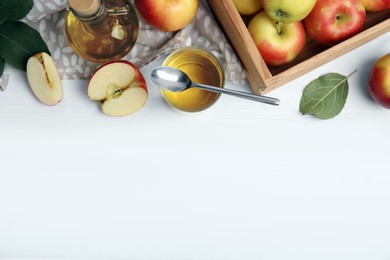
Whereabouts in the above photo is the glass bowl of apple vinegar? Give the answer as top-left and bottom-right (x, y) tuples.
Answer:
(161, 47), (225, 113)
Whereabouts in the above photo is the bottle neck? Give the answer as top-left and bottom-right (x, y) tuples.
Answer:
(68, 0), (112, 35)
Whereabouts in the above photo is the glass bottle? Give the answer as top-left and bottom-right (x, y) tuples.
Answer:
(65, 0), (139, 63)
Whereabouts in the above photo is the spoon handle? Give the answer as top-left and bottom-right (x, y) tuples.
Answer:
(193, 83), (280, 106)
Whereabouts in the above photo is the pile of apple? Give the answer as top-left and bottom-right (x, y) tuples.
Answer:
(233, 0), (390, 108)
(233, 0), (390, 67)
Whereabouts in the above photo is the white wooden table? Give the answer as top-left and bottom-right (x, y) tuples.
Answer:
(0, 31), (389, 260)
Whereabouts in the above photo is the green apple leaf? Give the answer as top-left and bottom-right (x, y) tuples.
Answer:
(0, 57), (4, 77)
(0, 0), (34, 24)
(300, 70), (357, 120)
(0, 56), (8, 91)
(0, 21), (50, 71)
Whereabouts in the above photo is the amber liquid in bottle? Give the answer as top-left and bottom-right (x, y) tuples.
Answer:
(65, 0), (138, 63)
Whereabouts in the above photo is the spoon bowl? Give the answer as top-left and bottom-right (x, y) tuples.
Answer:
(151, 66), (192, 92)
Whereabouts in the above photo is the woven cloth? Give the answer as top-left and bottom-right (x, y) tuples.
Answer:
(21, 0), (246, 84)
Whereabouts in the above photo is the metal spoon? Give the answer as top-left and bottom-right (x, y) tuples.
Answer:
(151, 66), (280, 106)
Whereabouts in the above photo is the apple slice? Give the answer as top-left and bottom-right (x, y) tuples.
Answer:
(26, 52), (63, 105)
(88, 60), (148, 117)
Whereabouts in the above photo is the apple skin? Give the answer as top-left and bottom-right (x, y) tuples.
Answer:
(303, 0), (366, 45)
(362, 0), (390, 12)
(232, 0), (262, 16)
(88, 60), (148, 95)
(26, 52), (63, 106)
(369, 53), (390, 108)
(88, 60), (148, 117)
(247, 11), (306, 67)
(260, 0), (317, 23)
(135, 0), (199, 32)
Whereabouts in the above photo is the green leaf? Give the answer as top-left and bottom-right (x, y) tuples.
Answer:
(0, 57), (4, 77)
(0, 0), (34, 24)
(299, 70), (357, 120)
(0, 20), (50, 71)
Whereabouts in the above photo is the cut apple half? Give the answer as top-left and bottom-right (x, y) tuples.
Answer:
(88, 60), (148, 117)
(26, 52), (63, 106)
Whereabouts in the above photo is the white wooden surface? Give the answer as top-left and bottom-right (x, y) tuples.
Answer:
(0, 31), (390, 260)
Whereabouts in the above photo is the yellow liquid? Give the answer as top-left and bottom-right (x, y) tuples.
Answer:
(162, 48), (224, 112)
(65, 0), (138, 63)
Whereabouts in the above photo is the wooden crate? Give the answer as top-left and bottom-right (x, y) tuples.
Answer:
(207, 0), (390, 94)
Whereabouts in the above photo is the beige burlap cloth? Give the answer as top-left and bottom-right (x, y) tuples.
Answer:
(21, 0), (246, 84)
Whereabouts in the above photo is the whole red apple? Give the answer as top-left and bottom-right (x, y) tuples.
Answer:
(369, 53), (390, 108)
(362, 0), (390, 12)
(303, 0), (366, 45)
(135, 0), (199, 32)
(247, 11), (306, 67)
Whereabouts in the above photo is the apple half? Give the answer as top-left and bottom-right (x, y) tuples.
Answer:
(87, 60), (148, 117)
(26, 52), (63, 106)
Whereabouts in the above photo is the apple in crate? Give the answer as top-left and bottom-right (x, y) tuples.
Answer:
(304, 0), (366, 45)
(232, 0), (262, 16)
(26, 52), (63, 106)
(369, 53), (390, 108)
(87, 61), (148, 117)
(362, 0), (390, 12)
(135, 0), (199, 32)
(248, 11), (306, 66)
(260, 0), (317, 23)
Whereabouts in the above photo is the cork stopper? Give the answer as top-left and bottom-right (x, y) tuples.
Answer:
(68, 0), (100, 16)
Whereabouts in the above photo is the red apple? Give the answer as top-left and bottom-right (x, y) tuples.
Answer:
(369, 53), (390, 108)
(362, 0), (390, 12)
(135, 0), (199, 32)
(303, 0), (366, 45)
(88, 60), (148, 117)
(247, 11), (306, 67)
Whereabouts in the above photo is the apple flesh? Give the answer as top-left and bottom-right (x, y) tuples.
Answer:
(369, 53), (390, 108)
(88, 61), (148, 117)
(135, 0), (199, 32)
(248, 11), (306, 66)
(362, 0), (390, 12)
(304, 0), (366, 45)
(261, 0), (317, 23)
(26, 52), (63, 106)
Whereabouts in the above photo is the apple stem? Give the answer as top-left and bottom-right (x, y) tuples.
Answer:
(274, 21), (282, 34)
(347, 69), (358, 78)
